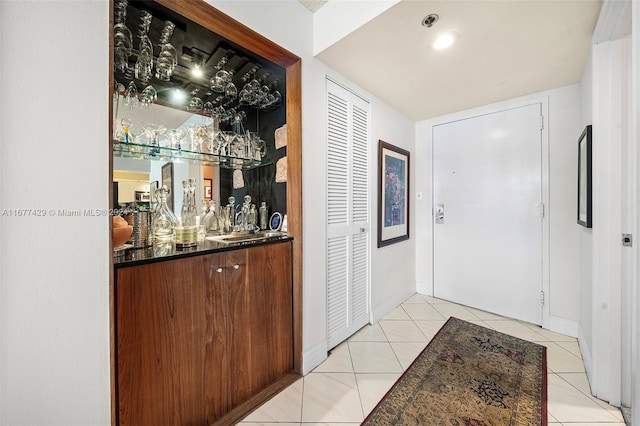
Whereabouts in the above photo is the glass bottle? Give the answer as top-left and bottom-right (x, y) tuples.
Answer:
(180, 179), (197, 227)
(240, 195), (251, 231)
(205, 200), (220, 234)
(199, 199), (209, 240)
(176, 179), (197, 248)
(248, 204), (257, 231)
(226, 196), (236, 232)
(259, 201), (268, 231)
(152, 185), (176, 243)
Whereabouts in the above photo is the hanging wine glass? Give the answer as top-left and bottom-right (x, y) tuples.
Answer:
(123, 81), (138, 109)
(133, 10), (154, 83)
(203, 101), (214, 115)
(271, 90), (282, 109)
(113, 26), (133, 72)
(158, 21), (176, 44)
(224, 72), (237, 101)
(155, 21), (177, 81)
(136, 10), (153, 39)
(139, 84), (157, 107)
(238, 87), (250, 106)
(113, 0), (133, 73)
(210, 57), (229, 93)
(156, 43), (178, 81)
(135, 35), (154, 83)
(113, 0), (128, 24)
(187, 97), (204, 112)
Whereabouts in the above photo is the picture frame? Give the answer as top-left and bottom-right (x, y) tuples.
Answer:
(161, 162), (174, 211)
(378, 140), (410, 247)
(204, 178), (212, 200)
(577, 125), (592, 228)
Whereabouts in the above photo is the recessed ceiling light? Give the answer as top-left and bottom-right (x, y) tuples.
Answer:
(191, 65), (204, 78)
(433, 32), (457, 50)
(172, 89), (186, 102)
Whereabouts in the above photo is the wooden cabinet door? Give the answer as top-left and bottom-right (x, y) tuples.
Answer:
(227, 242), (293, 406)
(116, 253), (228, 426)
(225, 248), (252, 406)
(248, 242), (293, 389)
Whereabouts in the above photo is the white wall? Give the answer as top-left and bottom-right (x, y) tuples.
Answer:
(312, 0), (399, 55)
(0, 1), (111, 425)
(579, 52), (594, 357)
(415, 84), (583, 329)
(369, 90), (416, 321)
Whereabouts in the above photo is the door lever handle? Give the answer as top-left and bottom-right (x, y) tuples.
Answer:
(435, 204), (445, 224)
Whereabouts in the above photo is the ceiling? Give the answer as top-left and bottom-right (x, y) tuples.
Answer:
(312, 0), (602, 121)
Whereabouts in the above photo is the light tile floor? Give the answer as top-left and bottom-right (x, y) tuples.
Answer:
(239, 293), (626, 426)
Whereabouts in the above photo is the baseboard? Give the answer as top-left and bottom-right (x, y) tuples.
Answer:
(415, 281), (432, 297)
(577, 323), (594, 385)
(301, 339), (328, 376)
(548, 315), (579, 338)
(371, 285), (416, 324)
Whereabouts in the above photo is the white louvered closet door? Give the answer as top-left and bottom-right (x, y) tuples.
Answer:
(326, 80), (371, 349)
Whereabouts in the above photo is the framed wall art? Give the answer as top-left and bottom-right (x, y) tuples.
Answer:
(577, 125), (592, 228)
(204, 178), (212, 200)
(378, 140), (410, 247)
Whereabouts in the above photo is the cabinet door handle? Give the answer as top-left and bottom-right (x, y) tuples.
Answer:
(233, 264), (240, 270)
(215, 267), (223, 273)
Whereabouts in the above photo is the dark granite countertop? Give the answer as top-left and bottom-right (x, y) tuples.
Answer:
(113, 235), (293, 268)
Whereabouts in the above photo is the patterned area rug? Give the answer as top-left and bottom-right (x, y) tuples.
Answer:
(362, 317), (547, 425)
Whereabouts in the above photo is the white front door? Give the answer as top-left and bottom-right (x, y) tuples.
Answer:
(433, 103), (544, 325)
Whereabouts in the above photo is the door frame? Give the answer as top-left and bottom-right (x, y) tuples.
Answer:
(589, 0), (634, 407)
(633, 1), (640, 420)
(429, 97), (550, 330)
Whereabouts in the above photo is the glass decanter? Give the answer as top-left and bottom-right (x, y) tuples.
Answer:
(176, 179), (197, 248)
(240, 195), (251, 231)
(225, 196), (236, 233)
(204, 200), (220, 235)
(259, 201), (268, 231)
(248, 204), (257, 231)
(180, 179), (197, 227)
(152, 185), (176, 243)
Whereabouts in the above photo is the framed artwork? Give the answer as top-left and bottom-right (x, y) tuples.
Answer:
(577, 125), (592, 228)
(378, 140), (410, 247)
(161, 162), (174, 211)
(204, 178), (212, 200)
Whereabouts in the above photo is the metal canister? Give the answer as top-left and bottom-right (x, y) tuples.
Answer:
(124, 207), (152, 248)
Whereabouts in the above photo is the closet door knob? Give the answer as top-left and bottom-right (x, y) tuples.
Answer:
(233, 264), (240, 270)
(216, 267), (223, 273)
